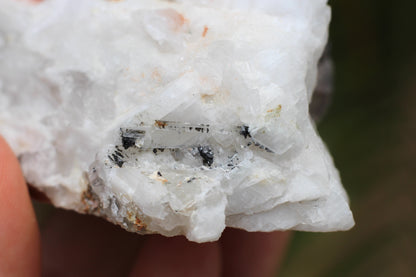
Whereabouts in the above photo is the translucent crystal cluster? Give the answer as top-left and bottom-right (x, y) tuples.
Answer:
(0, 0), (354, 242)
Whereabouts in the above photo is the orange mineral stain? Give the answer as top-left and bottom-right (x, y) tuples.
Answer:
(154, 120), (167, 128)
(202, 26), (209, 37)
(159, 9), (187, 32)
(178, 13), (186, 27)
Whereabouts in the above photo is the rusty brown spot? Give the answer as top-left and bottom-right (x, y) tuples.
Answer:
(81, 190), (92, 213)
(127, 211), (146, 231)
(135, 217), (146, 230)
(154, 120), (167, 128)
(201, 93), (215, 102)
(202, 26), (209, 37)
(82, 189), (93, 201)
(80, 186), (100, 214)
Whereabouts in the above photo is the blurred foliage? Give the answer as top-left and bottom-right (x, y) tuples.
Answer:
(279, 0), (416, 276)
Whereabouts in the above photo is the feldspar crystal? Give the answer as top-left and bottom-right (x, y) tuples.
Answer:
(0, 0), (354, 242)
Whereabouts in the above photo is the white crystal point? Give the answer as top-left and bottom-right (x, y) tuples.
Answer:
(0, 0), (354, 242)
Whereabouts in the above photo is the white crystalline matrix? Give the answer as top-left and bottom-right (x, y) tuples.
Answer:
(0, 0), (354, 242)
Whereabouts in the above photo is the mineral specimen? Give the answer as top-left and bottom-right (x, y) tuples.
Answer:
(0, 0), (354, 242)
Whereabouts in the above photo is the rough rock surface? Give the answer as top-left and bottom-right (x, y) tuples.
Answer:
(0, 0), (354, 242)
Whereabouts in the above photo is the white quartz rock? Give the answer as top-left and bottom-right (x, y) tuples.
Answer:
(0, 0), (354, 242)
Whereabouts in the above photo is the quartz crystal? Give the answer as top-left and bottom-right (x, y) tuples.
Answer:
(0, 0), (354, 242)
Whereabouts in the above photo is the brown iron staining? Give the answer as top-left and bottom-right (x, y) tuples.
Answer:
(81, 185), (100, 214)
(154, 120), (168, 128)
(266, 104), (282, 116)
(127, 211), (147, 231)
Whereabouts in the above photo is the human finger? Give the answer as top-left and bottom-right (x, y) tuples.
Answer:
(220, 229), (291, 277)
(41, 209), (143, 277)
(130, 235), (221, 277)
(0, 136), (41, 277)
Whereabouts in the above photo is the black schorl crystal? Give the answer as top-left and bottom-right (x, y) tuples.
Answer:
(121, 129), (145, 149)
(240, 125), (251, 139)
(198, 146), (214, 166)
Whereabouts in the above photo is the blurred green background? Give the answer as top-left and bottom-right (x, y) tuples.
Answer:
(279, 0), (416, 276)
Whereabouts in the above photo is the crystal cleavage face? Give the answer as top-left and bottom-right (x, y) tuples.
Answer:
(0, 0), (354, 242)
